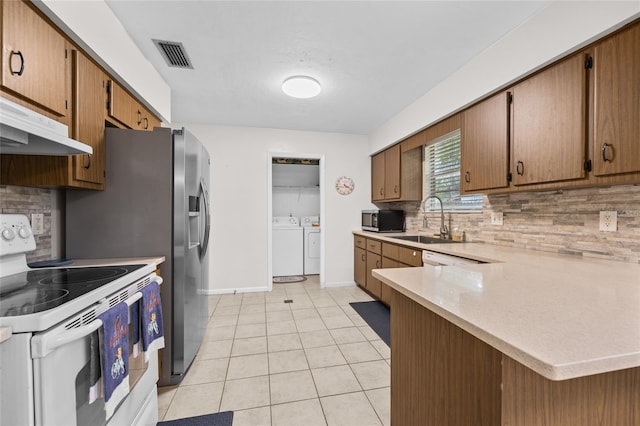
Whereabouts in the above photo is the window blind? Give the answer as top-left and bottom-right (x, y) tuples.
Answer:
(423, 131), (483, 211)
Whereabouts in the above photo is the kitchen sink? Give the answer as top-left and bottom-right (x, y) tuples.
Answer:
(389, 235), (460, 244)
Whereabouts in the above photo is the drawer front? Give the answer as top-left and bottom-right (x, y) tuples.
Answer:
(366, 239), (382, 254)
(382, 242), (400, 260)
(398, 246), (422, 266)
(354, 235), (367, 250)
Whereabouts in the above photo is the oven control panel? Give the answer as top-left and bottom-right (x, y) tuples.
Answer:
(0, 214), (36, 256)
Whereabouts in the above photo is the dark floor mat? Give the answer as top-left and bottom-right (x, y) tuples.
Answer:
(157, 411), (233, 426)
(350, 301), (390, 346)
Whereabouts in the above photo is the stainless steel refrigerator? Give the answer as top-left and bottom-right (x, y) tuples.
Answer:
(66, 127), (211, 386)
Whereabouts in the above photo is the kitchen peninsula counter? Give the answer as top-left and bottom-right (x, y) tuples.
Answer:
(372, 243), (640, 425)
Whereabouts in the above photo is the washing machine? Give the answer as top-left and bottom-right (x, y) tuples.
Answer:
(272, 216), (303, 277)
(301, 216), (321, 275)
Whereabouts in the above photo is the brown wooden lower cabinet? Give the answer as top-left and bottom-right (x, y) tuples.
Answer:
(390, 288), (640, 426)
(354, 246), (366, 289)
(354, 235), (424, 304)
(379, 283), (392, 305)
(380, 256), (404, 305)
(365, 253), (382, 298)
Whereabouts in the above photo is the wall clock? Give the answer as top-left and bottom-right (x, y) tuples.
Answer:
(335, 176), (355, 195)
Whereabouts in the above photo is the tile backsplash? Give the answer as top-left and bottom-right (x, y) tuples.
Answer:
(3, 183), (640, 265)
(0, 185), (60, 262)
(384, 184), (640, 264)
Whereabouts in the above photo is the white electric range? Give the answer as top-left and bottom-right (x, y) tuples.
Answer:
(0, 214), (162, 426)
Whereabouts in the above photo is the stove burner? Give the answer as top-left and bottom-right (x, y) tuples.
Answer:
(38, 267), (128, 285)
(0, 264), (146, 318)
(2, 288), (70, 316)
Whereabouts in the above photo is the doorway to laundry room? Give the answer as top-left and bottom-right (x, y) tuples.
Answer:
(268, 153), (324, 290)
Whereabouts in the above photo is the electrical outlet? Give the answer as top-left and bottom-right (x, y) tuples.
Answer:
(31, 213), (44, 235)
(490, 212), (503, 226)
(599, 211), (617, 232)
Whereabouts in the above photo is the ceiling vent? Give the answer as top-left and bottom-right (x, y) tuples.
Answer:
(153, 39), (193, 69)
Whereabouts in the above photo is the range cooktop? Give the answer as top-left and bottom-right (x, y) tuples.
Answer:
(0, 265), (145, 317)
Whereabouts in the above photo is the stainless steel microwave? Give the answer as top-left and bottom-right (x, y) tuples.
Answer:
(362, 209), (405, 232)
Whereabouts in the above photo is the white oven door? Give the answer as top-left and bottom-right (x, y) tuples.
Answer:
(30, 296), (159, 426)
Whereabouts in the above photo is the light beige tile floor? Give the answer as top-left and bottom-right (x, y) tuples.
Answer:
(158, 276), (390, 425)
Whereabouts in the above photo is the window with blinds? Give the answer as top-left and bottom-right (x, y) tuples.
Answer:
(423, 130), (483, 211)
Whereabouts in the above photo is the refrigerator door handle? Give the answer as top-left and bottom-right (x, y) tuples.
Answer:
(199, 177), (211, 259)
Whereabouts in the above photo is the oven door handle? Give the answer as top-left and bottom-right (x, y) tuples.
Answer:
(46, 319), (104, 353)
(45, 292), (145, 353)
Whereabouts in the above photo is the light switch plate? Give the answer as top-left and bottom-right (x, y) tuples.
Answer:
(599, 211), (617, 232)
(490, 211), (503, 226)
(31, 213), (44, 235)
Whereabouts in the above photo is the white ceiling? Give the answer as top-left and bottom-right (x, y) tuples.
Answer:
(105, 1), (550, 135)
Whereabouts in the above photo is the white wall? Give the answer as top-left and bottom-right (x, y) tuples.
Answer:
(181, 124), (371, 293)
(272, 188), (321, 219)
(370, 1), (640, 153)
(273, 163), (321, 218)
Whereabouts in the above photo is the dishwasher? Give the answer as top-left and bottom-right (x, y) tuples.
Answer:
(422, 250), (481, 266)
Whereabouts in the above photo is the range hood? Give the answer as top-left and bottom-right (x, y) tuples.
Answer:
(0, 97), (92, 156)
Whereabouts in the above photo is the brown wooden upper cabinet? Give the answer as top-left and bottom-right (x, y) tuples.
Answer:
(510, 53), (588, 186)
(461, 91), (510, 192)
(0, 0), (161, 190)
(384, 144), (401, 200)
(1, 0), (69, 117)
(592, 22), (640, 177)
(371, 143), (422, 202)
(371, 146), (400, 201)
(141, 105), (161, 130)
(72, 50), (106, 187)
(371, 151), (386, 201)
(107, 80), (160, 131)
(0, 49), (106, 190)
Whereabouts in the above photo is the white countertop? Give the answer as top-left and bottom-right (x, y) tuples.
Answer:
(363, 232), (640, 381)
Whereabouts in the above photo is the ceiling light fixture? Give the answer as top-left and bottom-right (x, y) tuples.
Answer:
(282, 76), (322, 99)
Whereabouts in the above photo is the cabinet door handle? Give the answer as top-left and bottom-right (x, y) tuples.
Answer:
(601, 142), (613, 163)
(464, 171), (471, 183)
(379, 188), (384, 196)
(10, 51), (25, 76)
(375, 260), (380, 268)
(361, 254), (365, 262)
(143, 117), (149, 129)
(83, 154), (92, 170)
(137, 110), (142, 125)
(394, 185), (398, 194)
(516, 161), (524, 176)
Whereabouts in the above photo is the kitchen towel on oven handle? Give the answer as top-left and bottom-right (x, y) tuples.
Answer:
(97, 301), (130, 420)
(131, 274), (163, 358)
(140, 280), (165, 362)
(131, 298), (141, 358)
(90, 284), (151, 405)
(88, 331), (103, 404)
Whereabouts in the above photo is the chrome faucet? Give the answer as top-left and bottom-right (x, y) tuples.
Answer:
(422, 195), (449, 240)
